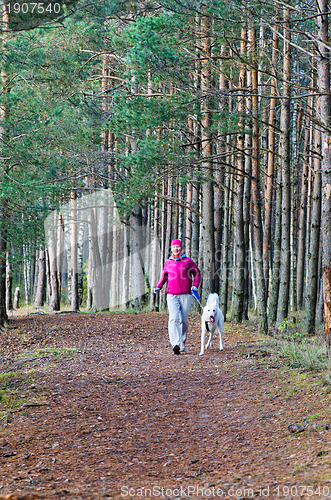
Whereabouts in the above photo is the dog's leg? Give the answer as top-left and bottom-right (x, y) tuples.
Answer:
(219, 322), (224, 351)
(199, 328), (206, 355)
(206, 330), (214, 349)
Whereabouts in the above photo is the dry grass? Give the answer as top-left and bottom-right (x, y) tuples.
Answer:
(278, 338), (327, 372)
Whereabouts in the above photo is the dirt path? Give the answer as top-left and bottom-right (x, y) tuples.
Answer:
(0, 312), (330, 500)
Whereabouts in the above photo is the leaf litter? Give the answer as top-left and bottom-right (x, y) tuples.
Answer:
(0, 312), (330, 499)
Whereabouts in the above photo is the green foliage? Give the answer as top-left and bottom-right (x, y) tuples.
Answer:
(278, 319), (304, 342)
(1, 0), (320, 297)
(0, 15), (104, 251)
(1, 0), (248, 228)
(21, 347), (77, 358)
(124, 13), (184, 80)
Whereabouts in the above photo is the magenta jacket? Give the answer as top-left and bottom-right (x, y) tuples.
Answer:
(157, 254), (201, 295)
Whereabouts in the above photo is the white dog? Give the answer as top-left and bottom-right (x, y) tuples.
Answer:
(199, 293), (224, 355)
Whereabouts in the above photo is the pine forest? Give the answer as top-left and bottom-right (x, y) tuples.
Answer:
(1, 0), (331, 358)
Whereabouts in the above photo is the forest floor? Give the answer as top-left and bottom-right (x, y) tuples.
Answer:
(0, 311), (330, 500)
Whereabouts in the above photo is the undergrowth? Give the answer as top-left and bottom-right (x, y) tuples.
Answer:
(278, 339), (326, 372)
(20, 347), (77, 358)
(274, 318), (329, 379)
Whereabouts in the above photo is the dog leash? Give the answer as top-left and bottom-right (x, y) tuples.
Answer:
(191, 290), (204, 310)
(191, 291), (211, 332)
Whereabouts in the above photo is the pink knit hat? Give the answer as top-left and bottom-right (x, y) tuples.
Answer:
(171, 239), (182, 248)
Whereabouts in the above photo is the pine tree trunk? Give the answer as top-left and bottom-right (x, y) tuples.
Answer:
(269, 180), (282, 324)
(185, 177), (193, 257)
(290, 102), (300, 313)
(296, 112), (311, 309)
(13, 287), (20, 310)
(214, 47), (228, 293)
(57, 214), (64, 302)
(71, 191), (79, 312)
(219, 169), (233, 320)
(0, 227), (8, 325)
(131, 209), (147, 310)
(89, 207), (102, 311)
(115, 226), (121, 307)
(263, 21), (278, 302)
(77, 223), (84, 306)
(249, 224), (257, 312)
(34, 248), (46, 308)
(6, 251), (12, 312)
(163, 178), (173, 306)
(249, 25), (268, 333)
(277, 8), (292, 323)
(186, 103), (195, 257)
(86, 233), (93, 310)
(232, 23), (246, 322)
(160, 179), (167, 267)
(214, 160), (224, 294)
(317, 267), (324, 325)
(174, 176), (179, 238)
(150, 195), (159, 311)
(243, 66), (252, 320)
(160, 179), (168, 309)
(122, 222), (130, 310)
(23, 247), (36, 306)
(110, 225), (118, 309)
(306, 145), (313, 270)
(200, 6), (215, 298)
(48, 212), (60, 312)
(99, 193), (110, 309)
(165, 177), (173, 251)
(0, 4), (9, 326)
(304, 125), (322, 332)
(316, 0), (331, 357)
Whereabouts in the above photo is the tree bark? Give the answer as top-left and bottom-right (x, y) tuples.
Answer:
(214, 60), (227, 293)
(47, 212), (60, 312)
(56, 213), (64, 303)
(150, 195), (159, 311)
(316, 0), (331, 357)
(34, 248), (46, 308)
(232, 23), (246, 322)
(304, 125), (322, 333)
(13, 287), (20, 310)
(0, 220), (8, 325)
(243, 63), (252, 320)
(122, 222), (130, 310)
(249, 25), (268, 333)
(290, 102), (300, 314)
(296, 112), (311, 309)
(0, 4), (9, 326)
(71, 191), (79, 312)
(130, 208), (147, 309)
(219, 167), (233, 320)
(277, 8), (292, 323)
(185, 172), (193, 257)
(268, 178), (282, 324)
(201, 5), (215, 298)
(263, 19), (278, 302)
(6, 251), (12, 312)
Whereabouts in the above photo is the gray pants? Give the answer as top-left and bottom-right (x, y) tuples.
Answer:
(166, 294), (192, 348)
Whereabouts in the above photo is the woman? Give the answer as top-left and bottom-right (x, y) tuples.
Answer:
(154, 239), (201, 354)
